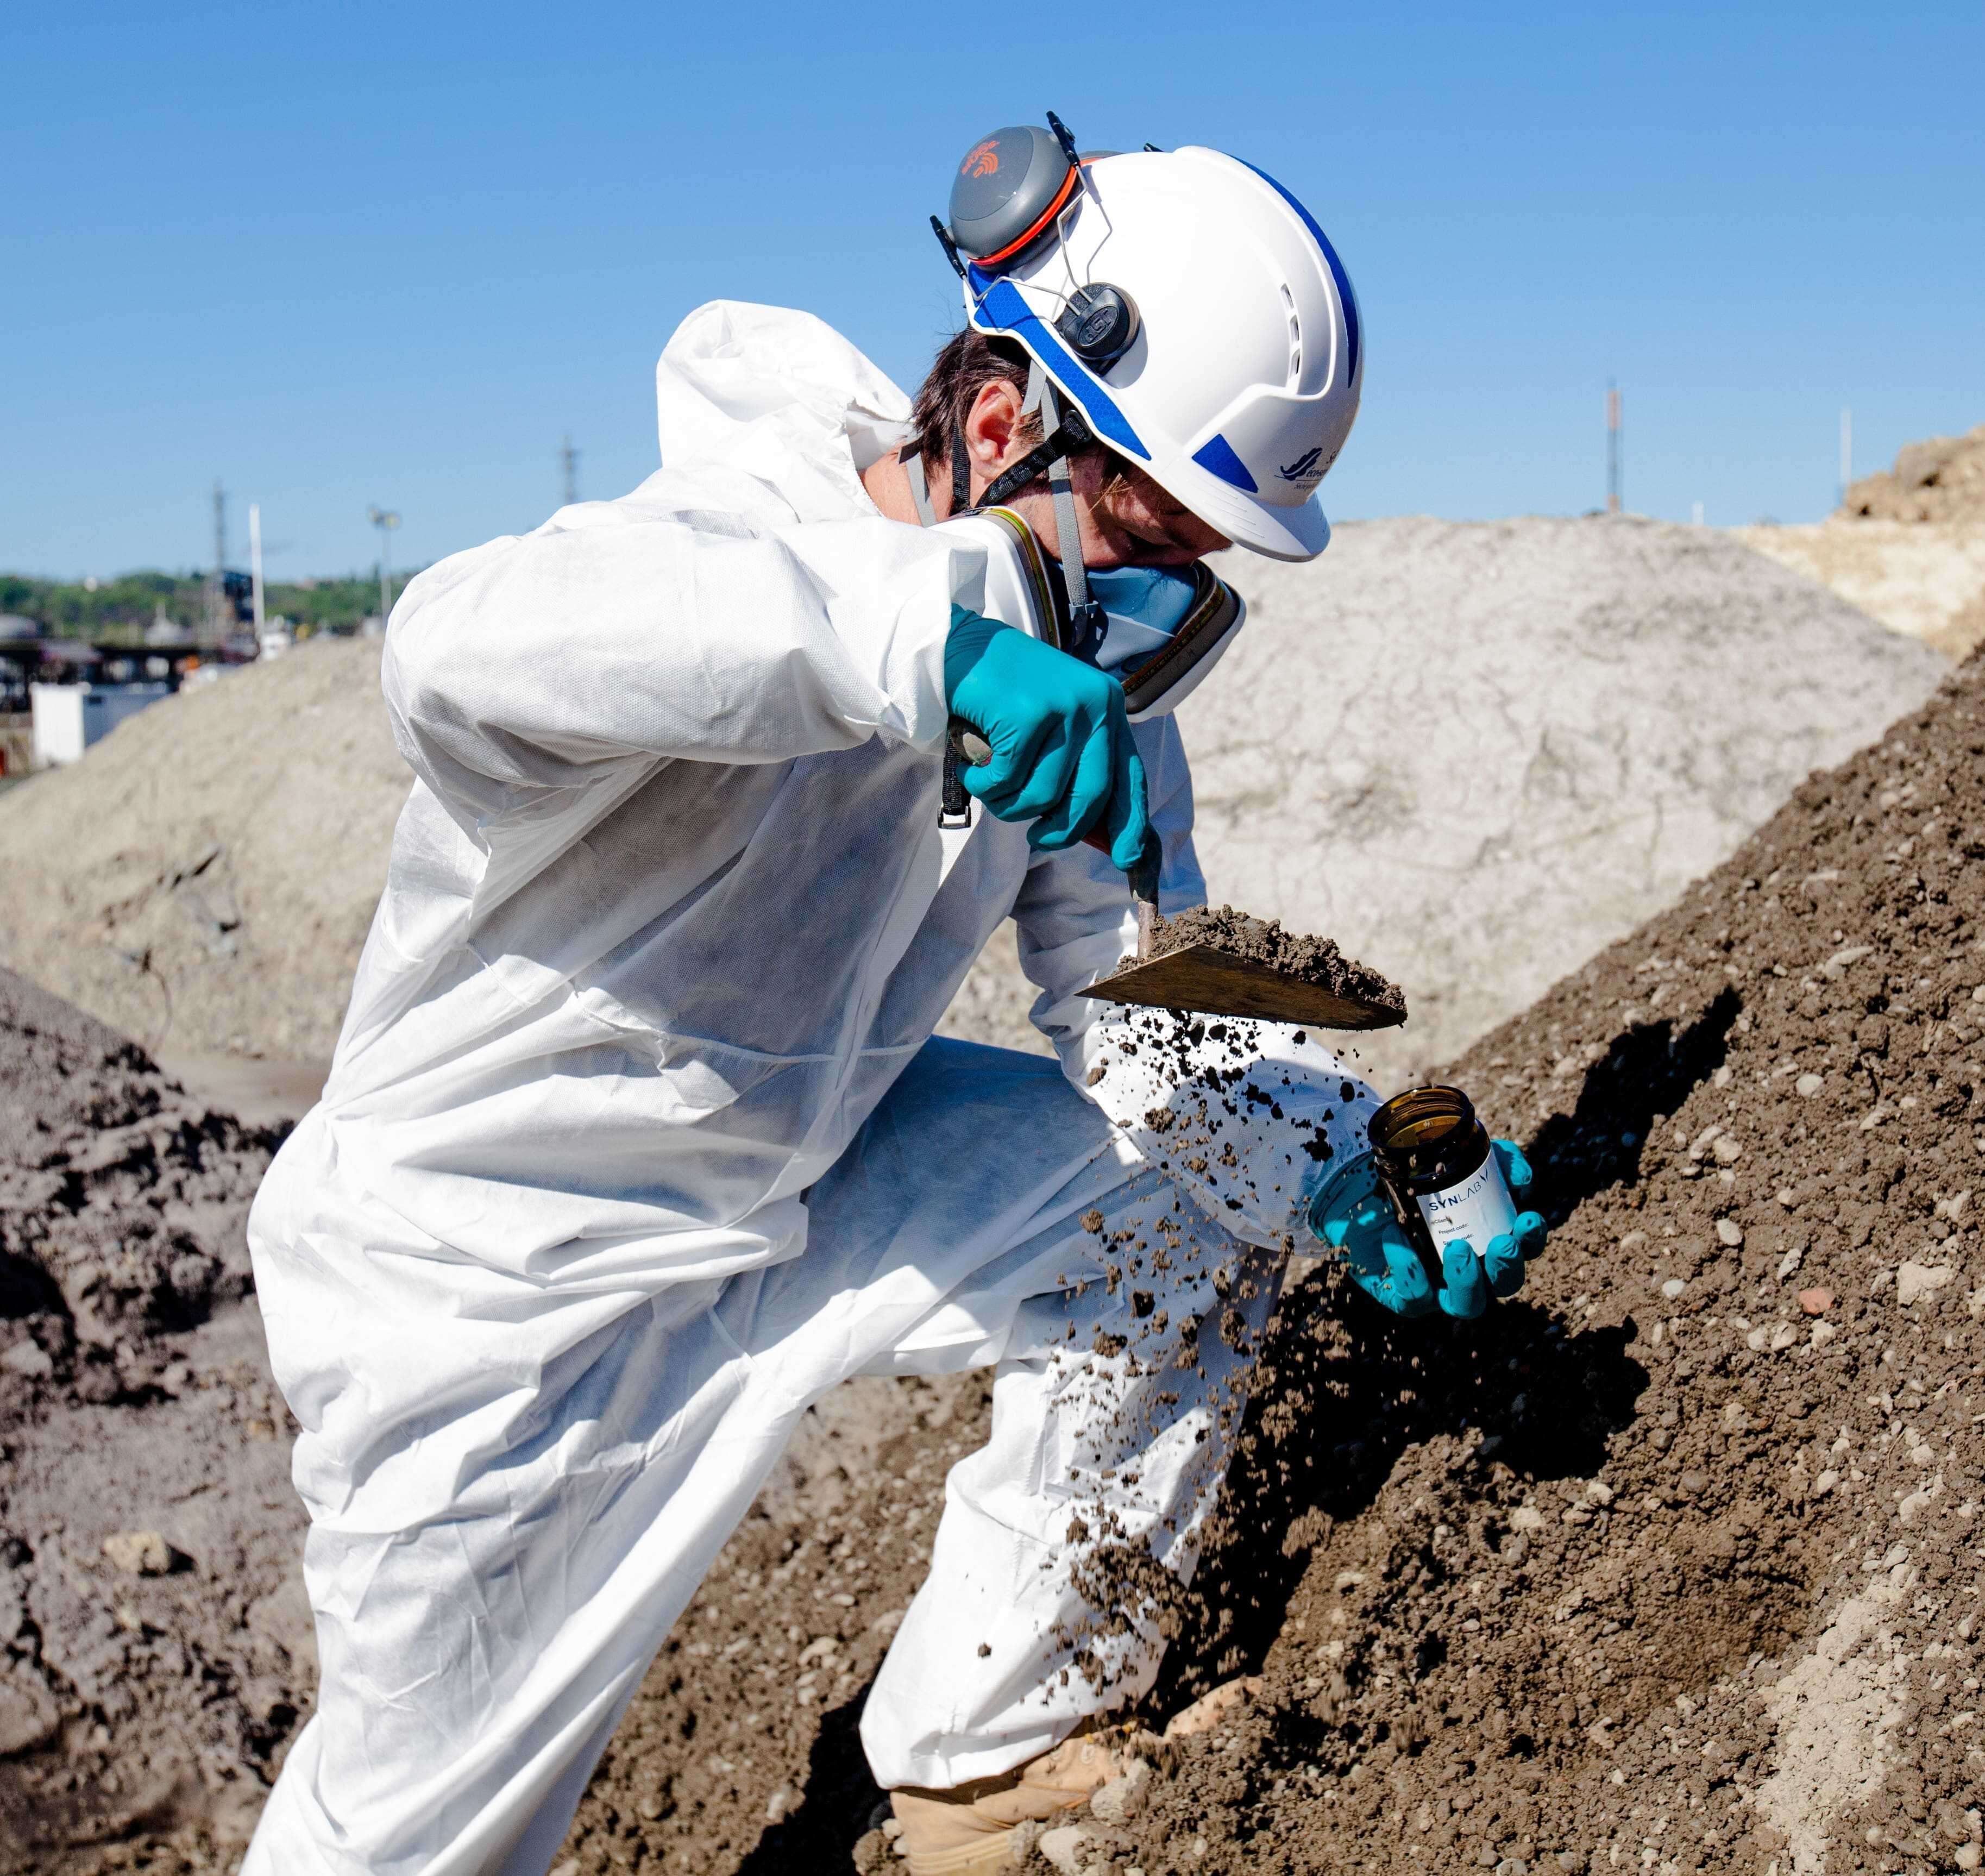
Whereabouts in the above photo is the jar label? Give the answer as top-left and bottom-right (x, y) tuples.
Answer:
(1414, 1153), (1519, 1257)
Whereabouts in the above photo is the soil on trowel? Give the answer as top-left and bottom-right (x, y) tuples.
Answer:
(1145, 907), (1408, 1018)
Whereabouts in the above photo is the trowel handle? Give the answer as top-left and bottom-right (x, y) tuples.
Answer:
(947, 716), (1161, 901)
(947, 720), (994, 768)
(1126, 832), (1161, 958)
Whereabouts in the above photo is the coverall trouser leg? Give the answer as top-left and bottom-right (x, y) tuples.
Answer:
(243, 1039), (1279, 1875)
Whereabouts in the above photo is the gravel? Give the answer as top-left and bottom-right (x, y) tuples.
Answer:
(3, 541), (1972, 1876)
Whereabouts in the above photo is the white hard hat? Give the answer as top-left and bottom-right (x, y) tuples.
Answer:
(939, 116), (1363, 562)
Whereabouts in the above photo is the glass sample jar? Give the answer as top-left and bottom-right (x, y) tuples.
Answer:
(1367, 1084), (1519, 1260)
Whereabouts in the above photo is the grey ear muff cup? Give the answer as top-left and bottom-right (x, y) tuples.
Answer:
(946, 124), (1075, 267)
(945, 121), (1141, 379)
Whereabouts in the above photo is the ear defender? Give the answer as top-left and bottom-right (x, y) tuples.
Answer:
(944, 122), (1076, 271)
(936, 112), (1141, 374)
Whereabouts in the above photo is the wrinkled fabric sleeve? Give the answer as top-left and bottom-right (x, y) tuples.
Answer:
(1010, 715), (1379, 1252)
(381, 503), (973, 829)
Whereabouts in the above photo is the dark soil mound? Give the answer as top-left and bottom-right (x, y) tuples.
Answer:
(0, 968), (277, 1396)
(0, 971), (309, 1871)
(1081, 658), (1985, 1872)
(563, 657), (1985, 1875)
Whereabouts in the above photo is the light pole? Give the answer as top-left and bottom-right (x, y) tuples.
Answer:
(250, 503), (266, 631)
(368, 506), (401, 627)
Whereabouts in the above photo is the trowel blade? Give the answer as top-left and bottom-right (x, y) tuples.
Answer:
(1076, 941), (1408, 1031)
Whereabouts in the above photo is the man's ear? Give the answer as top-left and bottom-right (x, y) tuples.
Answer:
(963, 379), (1028, 476)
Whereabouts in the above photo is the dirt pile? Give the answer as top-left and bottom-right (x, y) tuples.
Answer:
(1735, 522), (1985, 665)
(561, 654), (1985, 1875)
(1737, 425), (1985, 665)
(1042, 651), (1985, 1874)
(945, 516), (1943, 1086)
(0, 638), (404, 1064)
(1843, 424), (1985, 525)
(0, 969), (274, 1393)
(0, 525), (1934, 1094)
(0, 969), (310, 1869)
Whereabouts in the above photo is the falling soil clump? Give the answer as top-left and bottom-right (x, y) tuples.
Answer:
(1145, 907), (1408, 1018)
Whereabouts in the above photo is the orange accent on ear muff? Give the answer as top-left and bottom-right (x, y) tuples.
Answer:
(962, 139), (1001, 180)
(970, 161), (1082, 269)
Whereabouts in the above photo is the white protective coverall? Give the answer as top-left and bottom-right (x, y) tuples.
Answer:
(243, 300), (1377, 1876)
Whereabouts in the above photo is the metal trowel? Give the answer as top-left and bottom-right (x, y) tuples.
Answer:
(948, 722), (1406, 1032)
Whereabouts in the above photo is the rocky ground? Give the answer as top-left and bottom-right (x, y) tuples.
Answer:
(0, 971), (310, 1871)
(1843, 426), (1985, 528)
(5, 626), (1981, 1876)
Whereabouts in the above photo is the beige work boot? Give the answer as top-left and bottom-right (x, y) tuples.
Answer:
(887, 1679), (1264, 1874)
(889, 1727), (1130, 1875)
(1162, 1674), (1264, 1739)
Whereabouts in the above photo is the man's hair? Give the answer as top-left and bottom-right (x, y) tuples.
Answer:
(908, 328), (1105, 487)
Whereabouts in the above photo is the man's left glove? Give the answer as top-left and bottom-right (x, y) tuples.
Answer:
(1308, 1141), (1545, 1320)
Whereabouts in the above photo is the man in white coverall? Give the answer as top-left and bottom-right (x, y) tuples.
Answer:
(244, 119), (1537, 1876)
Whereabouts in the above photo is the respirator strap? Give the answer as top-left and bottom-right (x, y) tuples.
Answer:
(1034, 380), (1104, 661)
(898, 442), (937, 528)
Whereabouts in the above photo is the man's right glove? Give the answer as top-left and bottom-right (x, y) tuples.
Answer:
(944, 605), (1150, 870)
(1307, 1144), (1545, 1320)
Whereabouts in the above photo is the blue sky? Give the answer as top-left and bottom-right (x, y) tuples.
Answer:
(5, 2), (1980, 581)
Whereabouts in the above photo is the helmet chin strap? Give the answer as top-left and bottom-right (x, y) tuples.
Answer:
(902, 362), (1109, 663)
(972, 362), (1108, 661)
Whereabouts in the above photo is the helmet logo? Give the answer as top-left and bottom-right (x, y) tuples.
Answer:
(1278, 446), (1326, 484)
(962, 140), (1001, 179)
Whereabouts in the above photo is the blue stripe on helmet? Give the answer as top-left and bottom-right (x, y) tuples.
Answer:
(970, 278), (1150, 460)
(1238, 161), (1360, 387)
(1191, 433), (1258, 493)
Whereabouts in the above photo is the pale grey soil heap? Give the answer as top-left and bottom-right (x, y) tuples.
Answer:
(944, 517), (1943, 1085)
(0, 638), (404, 1064)
(0, 524), (1933, 1103)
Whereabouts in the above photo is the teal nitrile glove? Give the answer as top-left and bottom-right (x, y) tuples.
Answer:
(944, 605), (1151, 870)
(1306, 1141), (1546, 1321)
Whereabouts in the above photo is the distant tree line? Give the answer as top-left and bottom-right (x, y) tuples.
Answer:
(0, 570), (419, 644)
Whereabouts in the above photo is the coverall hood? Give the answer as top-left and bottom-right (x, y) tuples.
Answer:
(654, 300), (921, 522)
